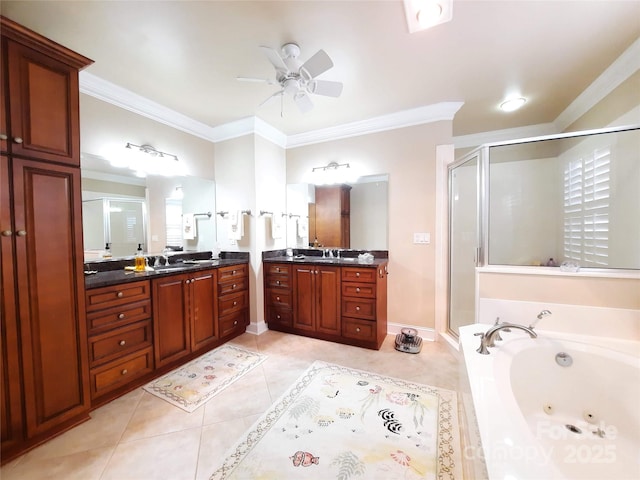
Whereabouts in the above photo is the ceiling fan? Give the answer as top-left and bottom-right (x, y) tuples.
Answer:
(238, 43), (343, 114)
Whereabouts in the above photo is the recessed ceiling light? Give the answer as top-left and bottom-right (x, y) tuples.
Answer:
(404, 0), (452, 33)
(499, 97), (527, 112)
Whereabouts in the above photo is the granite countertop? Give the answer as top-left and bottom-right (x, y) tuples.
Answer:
(85, 253), (249, 289)
(262, 255), (388, 267)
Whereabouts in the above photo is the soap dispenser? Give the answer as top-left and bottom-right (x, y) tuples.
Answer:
(134, 243), (145, 272)
(102, 242), (112, 259)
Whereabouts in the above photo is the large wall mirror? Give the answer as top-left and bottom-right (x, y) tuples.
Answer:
(286, 174), (389, 250)
(486, 126), (639, 269)
(81, 153), (216, 259)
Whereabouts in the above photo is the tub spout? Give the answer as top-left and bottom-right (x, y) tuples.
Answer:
(476, 322), (538, 354)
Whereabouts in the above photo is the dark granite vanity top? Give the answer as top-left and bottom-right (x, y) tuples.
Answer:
(84, 251), (249, 289)
(262, 249), (388, 268)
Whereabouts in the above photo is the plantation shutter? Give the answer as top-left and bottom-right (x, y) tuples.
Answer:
(165, 199), (184, 248)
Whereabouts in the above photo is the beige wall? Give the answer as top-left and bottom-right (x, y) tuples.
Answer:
(287, 122), (454, 329)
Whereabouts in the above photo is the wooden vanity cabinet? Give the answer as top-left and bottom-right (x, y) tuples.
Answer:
(85, 281), (153, 401)
(265, 261), (388, 349)
(264, 263), (293, 329)
(152, 268), (218, 369)
(293, 265), (341, 336)
(0, 17), (93, 463)
(217, 264), (249, 339)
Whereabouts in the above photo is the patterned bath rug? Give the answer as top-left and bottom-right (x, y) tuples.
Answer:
(210, 360), (462, 479)
(143, 344), (267, 412)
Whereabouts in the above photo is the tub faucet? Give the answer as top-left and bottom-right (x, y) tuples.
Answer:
(475, 322), (537, 355)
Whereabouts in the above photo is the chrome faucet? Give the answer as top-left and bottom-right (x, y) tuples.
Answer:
(529, 309), (552, 329)
(475, 321), (537, 355)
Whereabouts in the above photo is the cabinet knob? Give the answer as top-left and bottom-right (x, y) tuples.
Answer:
(355, 272), (360, 278)
(276, 267), (280, 272)
(119, 340), (126, 346)
(232, 270), (236, 274)
(118, 313), (125, 319)
(1, 230), (12, 237)
(233, 320), (238, 326)
(16, 230), (27, 237)
(232, 284), (237, 289)
(276, 280), (280, 285)
(356, 327), (361, 333)
(276, 314), (281, 319)
(276, 296), (280, 301)
(356, 306), (361, 312)
(13, 136), (23, 144)
(185, 279), (191, 284)
(233, 301), (238, 306)
(0, 133), (7, 141)
(121, 369), (128, 375)
(116, 291), (124, 298)
(356, 287), (360, 293)
(315, 270), (319, 275)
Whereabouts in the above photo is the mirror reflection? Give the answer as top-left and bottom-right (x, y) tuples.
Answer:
(286, 174), (389, 250)
(488, 127), (639, 269)
(81, 154), (216, 260)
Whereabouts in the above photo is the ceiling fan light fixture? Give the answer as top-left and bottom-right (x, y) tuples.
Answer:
(404, 0), (452, 33)
(500, 97), (527, 112)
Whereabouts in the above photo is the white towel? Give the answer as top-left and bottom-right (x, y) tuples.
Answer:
(297, 217), (308, 238)
(183, 213), (196, 240)
(228, 210), (244, 240)
(271, 215), (283, 239)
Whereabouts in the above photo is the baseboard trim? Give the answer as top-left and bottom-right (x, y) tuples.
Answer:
(246, 321), (269, 335)
(387, 322), (436, 342)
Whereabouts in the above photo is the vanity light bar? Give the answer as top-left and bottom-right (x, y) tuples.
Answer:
(125, 142), (178, 161)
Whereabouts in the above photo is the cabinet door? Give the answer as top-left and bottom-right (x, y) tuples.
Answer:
(293, 266), (315, 332)
(5, 40), (81, 165)
(0, 156), (23, 450)
(12, 158), (89, 437)
(315, 267), (341, 335)
(190, 270), (218, 352)
(153, 274), (190, 368)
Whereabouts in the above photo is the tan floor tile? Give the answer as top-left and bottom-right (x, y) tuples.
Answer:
(194, 418), (248, 480)
(101, 427), (201, 480)
(0, 446), (113, 480)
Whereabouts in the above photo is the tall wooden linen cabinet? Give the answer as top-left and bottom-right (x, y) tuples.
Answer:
(0, 16), (93, 462)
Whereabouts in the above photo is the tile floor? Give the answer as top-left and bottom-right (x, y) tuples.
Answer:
(1, 330), (462, 480)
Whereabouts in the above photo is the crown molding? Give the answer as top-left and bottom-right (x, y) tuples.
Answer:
(554, 37), (640, 131)
(286, 102), (464, 149)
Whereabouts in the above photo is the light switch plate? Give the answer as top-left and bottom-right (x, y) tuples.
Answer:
(413, 232), (431, 244)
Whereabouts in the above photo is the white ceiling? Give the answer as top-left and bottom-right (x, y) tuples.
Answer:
(2, 1), (639, 138)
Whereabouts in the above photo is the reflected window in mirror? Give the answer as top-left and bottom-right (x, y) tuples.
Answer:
(165, 198), (183, 250)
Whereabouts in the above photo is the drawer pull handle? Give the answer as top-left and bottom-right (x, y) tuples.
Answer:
(121, 369), (128, 375)
(118, 313), (125, 319)
(356, 287), (360, 293)
(119, 340), (126, 346)
(356, 327), (361, 333)
(355, 272), (360, 277)
(116, 292), (124, 298)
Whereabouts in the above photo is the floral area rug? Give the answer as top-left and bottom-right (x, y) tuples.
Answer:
(210, 361), (462, 479)
(143, 344), (267, 412)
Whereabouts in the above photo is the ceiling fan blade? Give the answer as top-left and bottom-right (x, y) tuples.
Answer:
(259, 46), (287, 73)
(294, 92), (314, 114)
(258, 90), (284, 108)
(310, 80), (343, 97)
(300, 49), (333, 80)
(236, 76), (275, 85)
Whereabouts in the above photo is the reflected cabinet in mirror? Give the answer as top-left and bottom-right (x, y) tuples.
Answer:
(486, 126), (639, 270)
(286, 175), (388, 250)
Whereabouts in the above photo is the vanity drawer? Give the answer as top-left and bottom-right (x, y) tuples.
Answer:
(342, 298), (376, 320)
(265, 275), (291, 289)
(90, 347), (153, 399)
(217, 277), (247, 295)
(341, 268), (376, 284)
(86, 280), (150, 312)
(266, 306), (293, 327)
(218, 264), (248, 284)
(342, 318), (377, 343)
(342, 282), (375, 299)
(219, 310), (247, 338)
(87, 299), (152, 333)
(266, 264), (291, 276)
(266, 289), (292, 308)
(88, 320), (152, 368)
(218, 290), (248, 317)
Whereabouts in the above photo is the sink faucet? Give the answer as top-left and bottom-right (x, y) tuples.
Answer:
(475, 321), (537, 355)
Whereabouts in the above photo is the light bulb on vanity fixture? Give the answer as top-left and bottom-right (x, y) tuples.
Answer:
(310, 161), (360, 185)
(112, 142), (183, 177)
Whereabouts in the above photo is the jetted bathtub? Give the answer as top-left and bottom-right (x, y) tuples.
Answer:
(460, 324), (640, 480)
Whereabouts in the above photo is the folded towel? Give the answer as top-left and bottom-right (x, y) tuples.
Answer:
(297, 217), (308, 238)
(183, 213), (196, 240)
(271, 215), (283, 239)
(228, 210), (244, 240)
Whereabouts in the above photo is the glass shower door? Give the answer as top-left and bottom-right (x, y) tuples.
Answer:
(448, 154), (480, 336)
